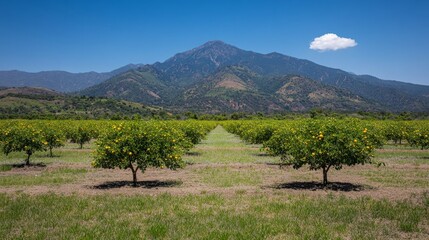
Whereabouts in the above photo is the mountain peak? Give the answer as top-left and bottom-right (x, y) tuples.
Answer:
(189, 40), (240, 55)
(161, 41), (243, 63)
(201, 40), (227, 47)
(156, 41), (247, 84)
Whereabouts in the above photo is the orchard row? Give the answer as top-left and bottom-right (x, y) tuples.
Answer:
(223, 119), (429, 149)
(1, 119), (428, 185)
(223, 119), (429, 185)
(0, 120), (216, 165)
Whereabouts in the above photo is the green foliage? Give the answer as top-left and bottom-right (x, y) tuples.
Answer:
(263, 118), (385, 185)
(223, 121), (280, 144)
(407, 126), (429, 150)
(175, 120), (215, 145)
(382, 121), (413, 144)
(40, 125), (66, 157)
(0, 87), (167, 120)
(92, 122), (190, 186)
(66, 125), (94, 149)
(0, 122), (47, 165)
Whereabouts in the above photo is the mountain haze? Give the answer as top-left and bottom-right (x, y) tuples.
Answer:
(0, 64), (143, 92)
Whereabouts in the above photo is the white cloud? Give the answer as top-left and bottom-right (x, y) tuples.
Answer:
(310, 33), (357, 51)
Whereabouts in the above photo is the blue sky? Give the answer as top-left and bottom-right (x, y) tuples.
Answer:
(1, 0), (428, 85)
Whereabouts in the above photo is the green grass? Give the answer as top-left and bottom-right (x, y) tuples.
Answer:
(0, 165), (12, 172)
(0, 193), (427, 239)
(375, 150), (429, 160)
(1, 125), (429, 239)
(374, 144), (429, 163)
(0, 141), (94, 165)
(184, 126), (280, 164)
(360, 168), (429, 187)
(194, 165), (263, 187)
(0, 168), (88, 186)
(201, 125), (246, 147)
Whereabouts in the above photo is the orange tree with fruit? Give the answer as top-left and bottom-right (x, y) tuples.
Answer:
(1, 122), (47, 165)
(264, 118), (385, 185)
(92, 121), (191, 186)
(407, 124), (429, 150)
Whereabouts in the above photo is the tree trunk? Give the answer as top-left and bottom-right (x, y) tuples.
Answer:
(129, 163), (139, 187)
(79, 142), (83, 149)
(322, 169), (328, 186)
(25, 152), (31, 166)
(49, 147), (53, 157)
(132, 169), (137, 187)
(322, 165), (331, 186)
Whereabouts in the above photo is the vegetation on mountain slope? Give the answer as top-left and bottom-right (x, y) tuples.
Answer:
(0, 87), (164, 119)
(80, 41), (429, 113)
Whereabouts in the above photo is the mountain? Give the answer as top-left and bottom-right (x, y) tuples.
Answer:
(80, 41), (429, 113)
(2, 41), (428, 113)
(153, 41), (252, 86)
(108, 63), (145, 76)
(182, 66), (378, 113)
(0, 64), (143, 92)
(0, 87), (163, 119)
(0, 86), (62, 97)
(79, 65), (170, 105)
(156, 41), (429, 111)
(81, 63), (377, 113)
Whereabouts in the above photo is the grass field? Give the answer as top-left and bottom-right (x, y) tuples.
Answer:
(1, 126), (428, 239)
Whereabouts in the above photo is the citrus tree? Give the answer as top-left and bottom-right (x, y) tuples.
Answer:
(407, 127), (429, 150)
(240, 123), (276, 144)
(92, 122), (189, 186)
(264, 118), (384, 185)
(41, 126), (66, 157)
(1, 123), (47, 165)
(176, 121), (214, 145)
(382, 121), (412, 145)
(67, 125), (93, 149)
(223, 120), (287, 145)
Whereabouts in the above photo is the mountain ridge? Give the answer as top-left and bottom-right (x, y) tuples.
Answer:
(0, 65), (143, 92)
(1, 41), (428, 112)
(80, 41), (429, 112)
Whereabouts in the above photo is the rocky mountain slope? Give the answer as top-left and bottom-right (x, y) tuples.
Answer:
(80, 41), (429, 112)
